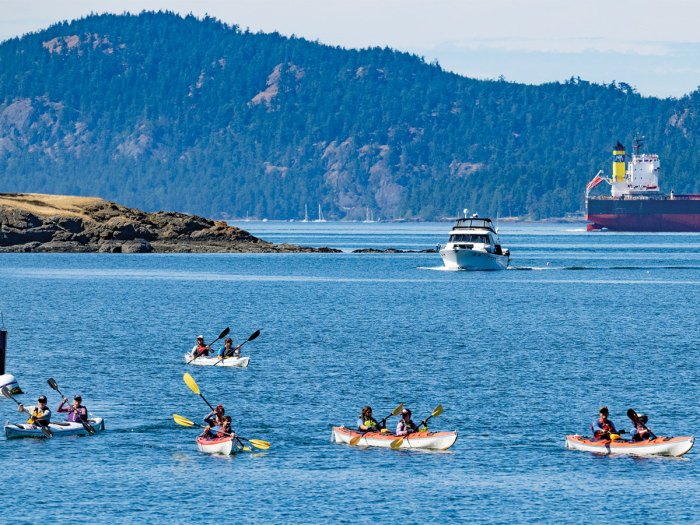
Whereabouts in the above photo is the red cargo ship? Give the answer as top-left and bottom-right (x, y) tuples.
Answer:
(586, 138), (700, 231)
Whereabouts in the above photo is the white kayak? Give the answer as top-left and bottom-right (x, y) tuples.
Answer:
(196, 435), (243, 455)
(565, 434), (694, 457)
(184, 353), (250, 367)
(332, 426), (458, 451)
(4, 418), (105, 439)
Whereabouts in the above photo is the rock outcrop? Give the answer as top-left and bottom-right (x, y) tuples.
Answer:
(0, 193), (339, 253)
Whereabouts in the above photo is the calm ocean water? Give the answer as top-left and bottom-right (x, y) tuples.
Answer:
(2, 221), (700, 523)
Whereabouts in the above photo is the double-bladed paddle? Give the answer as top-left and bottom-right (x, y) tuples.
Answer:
(182, 372), (215, 411)
(186, 327), (230, 365)
(47, 378), (95, 434)
(213, 329), (260, 366)
(1, 386), (53, 438)
(390, 404), (443, 450)
(172, 414), (270, 450)
(349, 403), (403, 447)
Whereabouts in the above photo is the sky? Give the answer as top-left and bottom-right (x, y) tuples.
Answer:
(2, 0), (700, 98)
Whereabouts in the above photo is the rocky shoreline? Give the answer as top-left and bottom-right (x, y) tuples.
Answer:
(0, 193), (339, 253)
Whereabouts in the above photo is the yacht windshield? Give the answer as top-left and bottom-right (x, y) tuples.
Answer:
(449, 234), (489, 244)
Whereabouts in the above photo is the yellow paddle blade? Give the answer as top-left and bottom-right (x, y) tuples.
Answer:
(349, 435), (362, 447)
(391, 403), (404, 416)
(183, 373), (200, 395)
(432, 404), (444, 418)
(390, 437), (404, 450)
(247, 439), (271, 450)
(242, 446), (252, 452)
(173, 414), (195, 427)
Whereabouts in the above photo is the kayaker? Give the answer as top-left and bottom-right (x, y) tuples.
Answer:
(18, 395), (51, 427)
(591, 406), (618, 440)
(204, 404), (225, 427)
(218, 337), (240, 359)
(357, 406), (382, 432)
(395, 408), (419, 436)
(57, 395), (88, 423)
(631, 414), (656, 441)
(191, 335), (211, 357)
(217, 416), (234, 438)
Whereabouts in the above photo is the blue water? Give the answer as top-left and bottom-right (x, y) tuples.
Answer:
(2, 221), (700, 523)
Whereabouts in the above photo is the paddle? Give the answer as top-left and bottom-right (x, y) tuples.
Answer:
(182, 372), (215, 411)
(172, 414), (270, 450)
(1, 386), (52, 438)
(47, 378), (95, 434)
(213, 329), (260, 366)
(186, 327), (230, 365)
(349, 403), (403, 447)
(627, 408), (656, 439)
(390, 405), (443, 450)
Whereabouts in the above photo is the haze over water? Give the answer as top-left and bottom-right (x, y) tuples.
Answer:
(1, 222), (699, 523)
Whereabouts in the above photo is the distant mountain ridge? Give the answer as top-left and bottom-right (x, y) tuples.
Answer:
(1, 11), (700, 220)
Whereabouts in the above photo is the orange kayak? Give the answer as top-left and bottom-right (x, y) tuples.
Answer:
(565, 434), (694, 457)
(332, 426), (457, 450)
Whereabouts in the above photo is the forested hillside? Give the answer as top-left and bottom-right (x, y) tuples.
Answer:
(1, 11), (699, 220)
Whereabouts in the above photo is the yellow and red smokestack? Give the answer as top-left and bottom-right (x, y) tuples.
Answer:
(613, 141), (626, 183)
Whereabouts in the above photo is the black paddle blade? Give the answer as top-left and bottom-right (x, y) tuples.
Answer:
(627, 408), (640, 425)
(0, 386), (10, 399)
(41, 426), (53, 438)
(47, 378), (58, 391)
(248, 330), (261, 342)
(218, 327), (230, 340)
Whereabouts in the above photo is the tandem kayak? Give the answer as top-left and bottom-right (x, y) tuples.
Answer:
(196, 435), (243, 455)
(4, 418), (105, 439)
(184, 354), (250, 367)
(332, 426), (458, 451)
(565, 434), (694, 457)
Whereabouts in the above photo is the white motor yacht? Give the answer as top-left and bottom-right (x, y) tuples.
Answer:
(439, 213), (510, 270)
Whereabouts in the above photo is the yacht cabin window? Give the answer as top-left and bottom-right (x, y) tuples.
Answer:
(449, 234), (490, 244)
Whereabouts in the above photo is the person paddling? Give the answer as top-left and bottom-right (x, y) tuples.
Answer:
(218, 338), (241, 360)
(200, 415), (235, 440)
(191, 335), (211, 357)
(357, 406), (382, 432)
(395, 408), (419, 436)
(591, 406), (618, 440)
(204, 404), (225, 427)
(18, 395), (51, 427)
(57, 395), (88, 423)
(630, 413), (656, 441)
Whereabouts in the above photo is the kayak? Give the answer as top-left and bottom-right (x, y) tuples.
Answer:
(183, 353), (250, 367)
(565, 434), (694, 457)
(4, 418), (106, 439)
(332, 426), (458, 451)
(196, 435), (243, 455)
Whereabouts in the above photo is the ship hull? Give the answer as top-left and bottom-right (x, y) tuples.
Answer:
(587, 196), (700, 232)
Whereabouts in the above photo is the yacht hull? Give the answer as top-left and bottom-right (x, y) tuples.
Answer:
(440, 248), (509, 271)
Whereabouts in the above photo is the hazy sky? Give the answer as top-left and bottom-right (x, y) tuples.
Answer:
(2, 0), (700, 98)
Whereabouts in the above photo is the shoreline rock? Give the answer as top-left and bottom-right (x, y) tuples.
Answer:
(0, 193), (340, 253)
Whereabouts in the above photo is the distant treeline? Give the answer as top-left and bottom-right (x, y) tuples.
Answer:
(1, 11), (699, 219)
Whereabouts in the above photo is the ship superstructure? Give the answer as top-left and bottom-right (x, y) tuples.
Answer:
(586, 138), (700, 231)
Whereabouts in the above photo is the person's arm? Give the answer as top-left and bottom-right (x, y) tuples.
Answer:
(395, 420), (405, 436)
(204, 411), (216, 426)
(234, 345), (241, 357)
(57, 398), (69, 413)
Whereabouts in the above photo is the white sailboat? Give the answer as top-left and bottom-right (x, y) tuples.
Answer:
(314, 204), (327, 222)
(302, 205), (309, 222)
(363, 207), (376, 223)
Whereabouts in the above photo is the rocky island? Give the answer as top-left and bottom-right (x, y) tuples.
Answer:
(0, 193), (339, 253)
